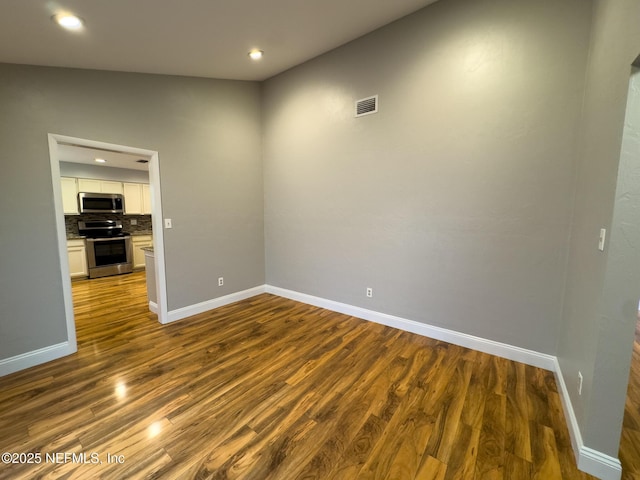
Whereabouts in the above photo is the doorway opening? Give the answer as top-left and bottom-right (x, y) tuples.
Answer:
(48, 134), (169, 355)
(616, 66), (640, 477)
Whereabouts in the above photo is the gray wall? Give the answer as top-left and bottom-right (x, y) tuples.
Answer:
(59, 162), (149, 184)
(0, 64), (264, 359)
(558, 0), (640, 457)
(262, 0), (592, 353)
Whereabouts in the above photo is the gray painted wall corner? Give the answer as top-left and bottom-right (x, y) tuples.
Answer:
(262, 0), (592, 354)
(558, 0), (640, 460)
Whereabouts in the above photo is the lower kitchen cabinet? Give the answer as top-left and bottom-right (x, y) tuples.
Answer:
(67, 238), (88, 278)
(132, 235), (153, 269)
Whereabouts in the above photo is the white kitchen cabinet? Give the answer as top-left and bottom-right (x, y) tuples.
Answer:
(123, 183), (151, 215)
(132, 235), (153, 269)
(60, 177), (79, 215)
(77, 178), (102, 193)
(123, 183), (143, 214)
(100, 180), (123, 194)
(77, 178), (123, 194)
(67, 239), (88, 278)
(142, 184), (152, 214)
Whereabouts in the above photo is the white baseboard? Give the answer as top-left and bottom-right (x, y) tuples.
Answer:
(149, 301), (158, 314)
(578, 447), (622, 480)
(0, 342), (75, 377)
(265, 284), (622, 480)
(166, 285), (266, 323)
(265, 285), (555, 370)
(553, 358), (622, 480)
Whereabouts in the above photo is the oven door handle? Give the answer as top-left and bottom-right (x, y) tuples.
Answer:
(86, 237), (130, 243)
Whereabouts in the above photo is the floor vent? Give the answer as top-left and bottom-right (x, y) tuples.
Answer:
(355, 95), (378, 117)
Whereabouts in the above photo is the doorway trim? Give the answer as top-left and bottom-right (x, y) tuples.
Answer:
(48, 134), (169, 349)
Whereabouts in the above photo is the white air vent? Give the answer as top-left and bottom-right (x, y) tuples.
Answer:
(355, 95), (378, 117)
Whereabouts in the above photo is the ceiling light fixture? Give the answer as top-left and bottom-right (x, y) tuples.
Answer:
(52, 13), (85, 31)
(95, 158), (106, 163)
(248, 49), (264, 60)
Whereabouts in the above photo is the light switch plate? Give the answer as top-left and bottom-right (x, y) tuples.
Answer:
(598, 228), (606, 251)
(164, 218), (172, 229)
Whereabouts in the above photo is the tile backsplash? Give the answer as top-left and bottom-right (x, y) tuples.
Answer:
(65, 214), (153, 237)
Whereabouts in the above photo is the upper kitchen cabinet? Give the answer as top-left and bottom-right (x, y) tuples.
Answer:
(101, 181), (124, 194)
(123, 183), (151, 215)
(142, 184), (151, 214)
(61, 177), (79, 215)
(77, 178), (123, 194)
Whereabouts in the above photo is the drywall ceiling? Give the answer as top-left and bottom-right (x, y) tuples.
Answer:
(0, 0), (439, 81)
(58, 144), (150, 171)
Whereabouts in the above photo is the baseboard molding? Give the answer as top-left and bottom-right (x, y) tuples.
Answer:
(0, 342), (75, 377)
(578, 447), (622, 480)
(265, 285), (556, 370)
(553, 357), (584, 464)
(149, 301), (158, 314)
(266, 284), (622, 480)
(166, 285), (266, 323)
(554, 358), (622, 480)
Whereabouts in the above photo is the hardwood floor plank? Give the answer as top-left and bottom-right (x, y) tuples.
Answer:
(505, 361), (532, 463)
(504, 451), (532, 479)
(416, 455), (448, 480)
(476, 392), (506, 480)
(441, 422), (480, 480)
(531, 422), (563, 480)
(620, 426), (640, 476)
(423, 359), (474, 465)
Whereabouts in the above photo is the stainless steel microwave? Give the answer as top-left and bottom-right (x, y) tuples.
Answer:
(78, 192), (125, 214)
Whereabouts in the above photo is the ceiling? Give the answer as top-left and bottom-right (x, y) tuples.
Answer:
(0, 0), (438, 82)
(58, 144), (151, 171)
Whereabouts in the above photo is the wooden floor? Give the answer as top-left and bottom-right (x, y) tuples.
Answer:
(620, 318), (640, 480)
(0, 272), (597, 479)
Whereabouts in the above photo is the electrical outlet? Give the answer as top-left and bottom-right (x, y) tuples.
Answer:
(218, 277), (224, 287)
(164, 218), (172, 229)
(578, 371), (583, 395)
(366, 287), (373, 298)
(130, 219), (137, 226)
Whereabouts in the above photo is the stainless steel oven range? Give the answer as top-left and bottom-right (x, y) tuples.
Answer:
(78, 220), (133, 279)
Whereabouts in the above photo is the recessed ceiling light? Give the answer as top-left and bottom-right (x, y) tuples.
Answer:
(52, 13), (84, 31)
(248, 49), (264, 60)
(95, 158), (106, 163)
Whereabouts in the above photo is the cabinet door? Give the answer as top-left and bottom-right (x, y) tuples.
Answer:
(132, 236), (153, 269)
(123, 183), (143, 214)
(77, 178), (102, 193)
(142, 184), (152, 214)
(100, 180), (123, 194)
(67, 240), (88, 278)
(60, 177), (79, 215)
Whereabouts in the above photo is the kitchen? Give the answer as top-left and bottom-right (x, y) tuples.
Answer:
(59, 143), (155, 305)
